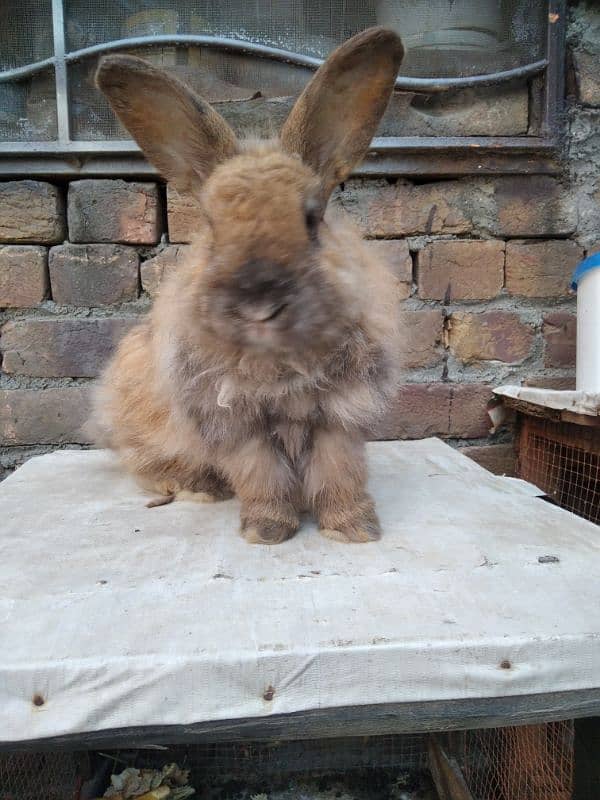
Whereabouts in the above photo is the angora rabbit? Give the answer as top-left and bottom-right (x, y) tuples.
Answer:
(93, 28), (404, 544)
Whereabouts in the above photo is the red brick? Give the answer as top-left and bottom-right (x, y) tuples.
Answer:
(371, 383), (451, 440)
(449, 384), (494, 438)
(524, 375), (576, 390)
(141, 245), (186, 297)
(0, 387), (92, 445)
(167, 186), (203, 243)
(372, 382), (492, 440)
(0, 246), (48, 307)
(49, 244), (139, 306)
(335, 180), (472, 238)
(169, 175), (575, 244)
(68, 180), (161, 244)
(0, 181), (65, 244)
(492, 176), (576, 237)
(417, 240), (504, 301)
(542, 312), (577, 368)
(398, 310), (443, 369)
(505, 240), (583, 297)
(365, 239), (412, 299)
(447, 312), (534, 363)
(462, 443), (516, 477)
(1, 317), (136, 377)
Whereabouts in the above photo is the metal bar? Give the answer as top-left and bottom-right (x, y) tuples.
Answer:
(0, 135), (559, 156)
(371, 135), (557, 153)
(543, 0), (567, 137)
(395, 60), (548, 93)
(0, 150), (562, 179)
(66, 35), (324, 70)
(51, 0), (70, 144)
(0, 57), (56, 83)
(357, 153), (560, 178)
(0, 34), (548, 93)
(528, 73), (545, 135)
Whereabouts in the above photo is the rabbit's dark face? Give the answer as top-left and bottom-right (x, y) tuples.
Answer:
(194, 148), (349, 356)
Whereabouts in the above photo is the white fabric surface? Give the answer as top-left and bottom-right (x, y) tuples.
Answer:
(1, 439), (599, 743)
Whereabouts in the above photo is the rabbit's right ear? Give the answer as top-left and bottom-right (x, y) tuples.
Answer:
(96, 55), (239, 193)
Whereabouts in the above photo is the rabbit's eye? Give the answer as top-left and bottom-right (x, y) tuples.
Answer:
(304, 206), (320, 240)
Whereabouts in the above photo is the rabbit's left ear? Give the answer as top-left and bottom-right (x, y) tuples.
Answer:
(281, 27), (403, 206)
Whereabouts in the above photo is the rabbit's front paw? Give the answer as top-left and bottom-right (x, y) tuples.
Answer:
(241, 503), (299, 545)
(242, 521), (297, 545)
(319, 502), (381, 544)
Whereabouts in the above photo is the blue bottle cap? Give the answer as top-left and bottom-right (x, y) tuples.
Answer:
(571, 251), (600, 291)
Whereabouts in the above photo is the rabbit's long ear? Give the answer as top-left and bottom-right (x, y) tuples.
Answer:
(281, 28), (403, 205)
(96, 55), (239, 193)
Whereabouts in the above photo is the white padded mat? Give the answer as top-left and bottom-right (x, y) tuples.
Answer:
(1, 439), (599, 743)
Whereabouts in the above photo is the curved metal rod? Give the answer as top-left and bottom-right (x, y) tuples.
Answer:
(397, 59), (547, 91)
(0, 35), (548, 93)
(0, 57), (57, 82)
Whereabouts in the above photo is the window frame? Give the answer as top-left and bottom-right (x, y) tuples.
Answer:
(0, 0), (566, 178)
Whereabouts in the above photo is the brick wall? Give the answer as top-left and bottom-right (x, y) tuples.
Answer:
(1, 3), (599, 481)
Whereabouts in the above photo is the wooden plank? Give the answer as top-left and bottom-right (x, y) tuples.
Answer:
(502, 398), (600, 430)
(501, 396), (563, 421)
(428, 735), (474, 800)
(499, 396), (600, 428)
(3, 689), (599, 752)
(560, 410), (600, 429)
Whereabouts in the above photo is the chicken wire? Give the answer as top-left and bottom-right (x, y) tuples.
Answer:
(0, 751), (83, 800)
(517, 416), (600, 525)
(459, 720), (574, 800)
(108, 734), (430, 782)
(0, 723), (576, 800)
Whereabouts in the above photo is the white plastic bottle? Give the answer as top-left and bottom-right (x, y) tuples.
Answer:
(572, 252), (600, 392)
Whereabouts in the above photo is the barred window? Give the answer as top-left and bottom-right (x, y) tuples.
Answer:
(0, 1), (565, 177)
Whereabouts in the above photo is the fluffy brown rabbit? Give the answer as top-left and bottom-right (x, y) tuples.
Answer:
(92, 27), (404, 544)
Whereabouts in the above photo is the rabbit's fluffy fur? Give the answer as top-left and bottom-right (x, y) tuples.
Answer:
(92, 28), (404, 544)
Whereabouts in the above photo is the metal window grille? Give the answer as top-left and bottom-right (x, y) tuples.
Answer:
(0, 0), (565, 177)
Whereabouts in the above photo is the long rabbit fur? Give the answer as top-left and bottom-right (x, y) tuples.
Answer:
(92, 27), (405, 544)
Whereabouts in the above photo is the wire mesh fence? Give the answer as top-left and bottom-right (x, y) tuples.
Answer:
(517, 416), (600, 525)
(460, 720), (575, 800)
(0, 751), (83, 800)
(0, 721), (576, 800)
(144, 734), (429, 780)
